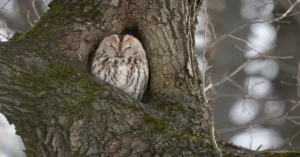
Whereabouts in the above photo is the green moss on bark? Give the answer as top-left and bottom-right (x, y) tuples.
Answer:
(141, 115), (167, 132)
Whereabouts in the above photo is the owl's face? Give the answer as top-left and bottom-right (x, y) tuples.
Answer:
(95, 34), (146, 58)
(96, 34), (120, 58)
(121, 35), (146, 58)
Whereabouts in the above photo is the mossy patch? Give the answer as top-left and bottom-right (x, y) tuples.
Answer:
(22, 138), (38, 157)
(141, 115), (167, 132)
(264, 152), (300, 157)
(75, 111), (87, 120)
(74, 151), (85, 157)
(154, 103), (185, 112)
(12, 64), (80, 94)
(182, 125), (204, 143)
(129, 106), (144, 112)
(12, 60), (106, 106)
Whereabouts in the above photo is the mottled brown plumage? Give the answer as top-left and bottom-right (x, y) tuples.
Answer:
(91, 34), (149, 100)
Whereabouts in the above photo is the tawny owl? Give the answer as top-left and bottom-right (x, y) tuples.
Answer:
(91, 34), (149, 100)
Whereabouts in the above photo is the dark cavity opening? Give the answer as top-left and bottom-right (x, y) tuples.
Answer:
(87, 42), (101, 73)
(121, 27), (144, 47)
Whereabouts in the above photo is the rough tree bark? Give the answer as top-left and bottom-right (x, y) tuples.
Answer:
(0, 0), (299, 156)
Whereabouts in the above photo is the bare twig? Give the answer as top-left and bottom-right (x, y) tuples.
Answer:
(204, 83), (213, 92)
(288, 132), (300, 150)
(0, 22), (9, 41)
(27, 11), (33, 27)
(256, 145), (263, 151)
(213, 54), (260, 87)
(205, 0), (300, 153)
(249, 125), (253, 149)
(288, 118), (300, 125)
(206, 0), (300, 52)
(280, 81), (300, 86)
(245, 131), (300, 156)
(229, 26), (292, 60)
(213, 26), (291, 87)
(228, 78), (247, 93)
(219, 101), (300, 133)
(297, 62), (300, 97)
(202, 6), (209, 102)
(208, 100), (223, 157)
(210, 92), (286, 102)
(1, 0), (10, 9)
(32, 0), (41, 20)
(0, 33), (8, 41)
(202, 6), (223, 157)
(275, 0), (300, 22)
(210, 23), (217, 41)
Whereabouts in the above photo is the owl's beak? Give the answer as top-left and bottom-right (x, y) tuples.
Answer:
(117, 52), (122, 57)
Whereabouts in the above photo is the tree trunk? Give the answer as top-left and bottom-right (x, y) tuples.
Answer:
(0, 0), (298, 156)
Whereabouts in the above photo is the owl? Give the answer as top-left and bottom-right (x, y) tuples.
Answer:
(91, 34), (149, 100)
